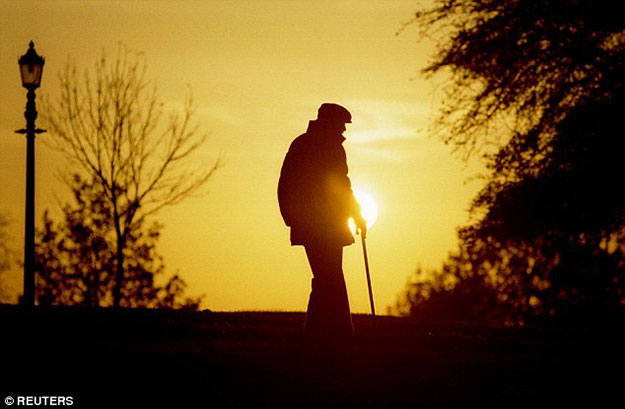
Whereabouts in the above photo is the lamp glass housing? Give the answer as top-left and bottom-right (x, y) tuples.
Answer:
(19, 42), (45, 89)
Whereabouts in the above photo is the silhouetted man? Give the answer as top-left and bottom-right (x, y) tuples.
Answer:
(278, 103), (366, 333)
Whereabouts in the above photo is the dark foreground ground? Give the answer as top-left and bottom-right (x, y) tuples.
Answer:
(1, 305), (624, 408)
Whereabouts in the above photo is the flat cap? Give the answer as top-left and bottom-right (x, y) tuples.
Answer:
(317, 103), (352, 123)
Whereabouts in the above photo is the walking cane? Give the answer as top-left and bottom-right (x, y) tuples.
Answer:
(360, 229), (376, 316)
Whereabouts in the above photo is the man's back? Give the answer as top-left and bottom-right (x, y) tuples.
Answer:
(278, 120), (355, 247)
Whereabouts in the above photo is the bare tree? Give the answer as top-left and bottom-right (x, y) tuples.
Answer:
(43, 45), (220, 307)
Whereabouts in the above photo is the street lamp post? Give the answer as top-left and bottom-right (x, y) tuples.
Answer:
(16, 41), (45, 307)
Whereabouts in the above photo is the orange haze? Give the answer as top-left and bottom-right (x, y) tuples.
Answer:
(0, 0), (483, 313)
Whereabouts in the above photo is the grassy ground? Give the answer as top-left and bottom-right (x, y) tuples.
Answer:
(1, 305), (623, 408)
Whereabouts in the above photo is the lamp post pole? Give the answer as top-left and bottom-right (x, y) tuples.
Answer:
(16, 41), (45, 307)
(21, 90), (40, 307)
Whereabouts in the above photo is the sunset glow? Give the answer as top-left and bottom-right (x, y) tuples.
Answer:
(349, 189), (378, 234)
(0, 0), (485, 313)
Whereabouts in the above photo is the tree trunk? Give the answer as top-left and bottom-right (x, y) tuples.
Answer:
(93, 266), (100, 308)
(113, 236), (125, 307)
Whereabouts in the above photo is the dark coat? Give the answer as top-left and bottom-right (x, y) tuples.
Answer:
(278, 120), (360, 247)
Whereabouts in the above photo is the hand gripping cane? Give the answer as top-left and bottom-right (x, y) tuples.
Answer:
(359, 229), (376, 316)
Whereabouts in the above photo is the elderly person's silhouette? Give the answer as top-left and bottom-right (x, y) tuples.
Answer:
(278, 103), (366, 333)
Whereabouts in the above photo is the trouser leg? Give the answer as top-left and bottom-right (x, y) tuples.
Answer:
(304, 243), (353, 332)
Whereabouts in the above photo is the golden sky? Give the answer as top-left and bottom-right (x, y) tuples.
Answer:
(0, 0), (484, 313)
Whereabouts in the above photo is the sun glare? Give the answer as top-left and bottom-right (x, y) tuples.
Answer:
(349, 189), (379, 234)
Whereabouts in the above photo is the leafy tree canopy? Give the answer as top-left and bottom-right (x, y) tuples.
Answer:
(413, 0), (624, 241)
(396, 0), (625, 323)
(35, 174), (202, 310)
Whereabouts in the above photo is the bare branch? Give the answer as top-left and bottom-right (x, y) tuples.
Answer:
(40, 44), (221, 307)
